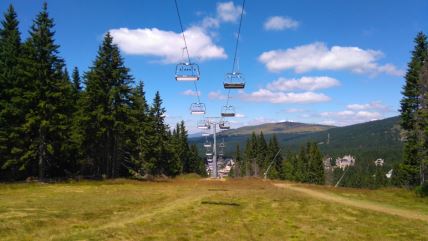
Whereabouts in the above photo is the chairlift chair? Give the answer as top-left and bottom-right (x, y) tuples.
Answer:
(223, 72), (245, 89)
(190, 102), (206, 115)
(197, 119), (210, 129)
(203, 141), (212, 148)
(219, 120), (231, 130)
(175, 62), (200, 81)
(221, 105), (235, 117)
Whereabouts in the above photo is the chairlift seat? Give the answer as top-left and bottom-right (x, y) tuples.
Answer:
(224, 82), (245, 89)
(190, 102), (206, 115)
(175, 62), (200, 81)
(219, 121), (231, 130)
(223, 72), (245, 89)
(221, 105), (236, 117)
(197, 119), (210, 129)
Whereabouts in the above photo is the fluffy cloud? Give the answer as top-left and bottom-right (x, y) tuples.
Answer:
(258, 42), (404, 76)
(181, 89), (201, 97)
(346, 101), (389, 112)
(235, 113), (246, 118)
(239, 89), (330, 104)
(267, 76), (340, 91)
(264, 16), (299, 31)
(284, 108), (305, 113)
(216, 2), (243, 23)
(200, 1), (243, 29)
(110, 26), (227, 63)
(208, 91), (228, 100)
(320, 110), (382, 124)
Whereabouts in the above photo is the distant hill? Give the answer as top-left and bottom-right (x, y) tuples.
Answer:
(219, 121), (334, 136)
(190, 116), (403, 168)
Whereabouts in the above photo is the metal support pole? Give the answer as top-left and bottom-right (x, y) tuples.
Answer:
(212, 123), (218, 178)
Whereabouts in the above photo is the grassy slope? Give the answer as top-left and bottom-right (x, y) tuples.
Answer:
(1, 179), (428, 241)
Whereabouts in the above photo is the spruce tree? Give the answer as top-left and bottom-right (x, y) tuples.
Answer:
(81, 32), (133, 178)
(307, 142), (324, 184)
(0, 5), (24, 179)
(179, 121), (190, 173)
(398, 32), (428, 186)
(21, 3), (74, 179)
(419, 59), (428, 184)
(257, 131), (268, 173)
(234, 144), (242, 177)
(128, 81), (149, 174)
(266, 134), (282, 179)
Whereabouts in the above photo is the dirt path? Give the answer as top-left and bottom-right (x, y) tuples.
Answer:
(274, 183), (428, 222)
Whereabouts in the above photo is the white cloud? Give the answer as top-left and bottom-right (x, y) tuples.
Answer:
(319, 110), (382, 126)
(346, 101), (389, 112)
(216, 2), (243, 23)
(267, 76), (340, 91)
(235, 113), (246, 118)
(355, 111), (381, 119)
(258, 42), (404, 76)
(264, 16), (299, 31)
(199, 2), (243, 29)
(181, 89), (201, 97)
(208, 91), (228, 100)
(239, 89), (330, 104)
(110, 26), (227, 63)
(284, 108), (305, 113)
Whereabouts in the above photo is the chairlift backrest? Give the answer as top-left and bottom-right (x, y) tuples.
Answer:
(219, 120), (231, 130)
(197, 119), (210, 129)
(190, 102), (206, 115)
(175, 62), (200, 81)
(224, 72), (245, 89)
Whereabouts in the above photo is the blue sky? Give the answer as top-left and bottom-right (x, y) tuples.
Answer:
(2, 0), (428, 133)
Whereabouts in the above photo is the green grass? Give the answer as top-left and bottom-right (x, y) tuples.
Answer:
(1, 178), (428, 241)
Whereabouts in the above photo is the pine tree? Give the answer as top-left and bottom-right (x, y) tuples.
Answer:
(307, 142), (324, 184)
(234, 144), (242, 177)
(257, 131), (268, 173)
(243, 138), (251, 176)
(189, 144), (206, 176)
(418, 58), (428, 184)
(398, 32), (428, 186)
(266, 134), (282, 179)
(81, 32), (133, 178)
(0, 5), (25, 179)
(21, 3), (74, 180)
(126, 81), (149, 176)
(71, 67), (81, 103)
(179, 121), (190, 173)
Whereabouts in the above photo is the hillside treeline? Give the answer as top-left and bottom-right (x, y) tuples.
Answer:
(0, 4), (206, 181)
(231, 132), (325, 185)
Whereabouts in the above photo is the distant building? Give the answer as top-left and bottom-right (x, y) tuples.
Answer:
(386, 169), (393, 179)
(323, 157), (333, 170)
(218, 159), (234, 177)
(374, 158), (384, 167)
(335, 155), (355, 170)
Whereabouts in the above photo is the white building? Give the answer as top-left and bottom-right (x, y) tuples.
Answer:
(335, 155), (355, 170)
(374, 158), (384, 167)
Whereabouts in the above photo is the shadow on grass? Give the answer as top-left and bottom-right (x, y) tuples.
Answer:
(201, 200), (240, 206)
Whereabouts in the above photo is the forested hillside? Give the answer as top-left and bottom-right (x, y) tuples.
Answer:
(0, 4), (205, 181)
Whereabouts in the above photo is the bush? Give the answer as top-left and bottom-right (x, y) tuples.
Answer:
(415, 181), (428, 197)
